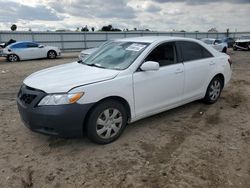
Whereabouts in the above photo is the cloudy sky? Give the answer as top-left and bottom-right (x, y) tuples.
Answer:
(0, 0), (249, 32)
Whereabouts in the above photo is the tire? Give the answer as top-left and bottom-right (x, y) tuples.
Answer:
(222, 47), (227, 53)
(233, 46), (237, 51)
(86, 100), (127, 144)
(47, 50), (57, 59)
(7, 54), (19, 62)
(203, 77), (223, 104)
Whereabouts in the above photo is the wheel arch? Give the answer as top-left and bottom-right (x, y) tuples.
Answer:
(83, 96), (132, 131)
(212, 73), (225, 89)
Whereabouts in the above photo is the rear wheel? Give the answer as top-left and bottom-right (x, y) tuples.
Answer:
(204, 77), (223, 104)
(7, 54), (19, 62)
(47, 50), (57, 59)
(86, 100), (127, 144)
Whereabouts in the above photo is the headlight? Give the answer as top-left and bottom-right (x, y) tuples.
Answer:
(38, 92), (84, 106)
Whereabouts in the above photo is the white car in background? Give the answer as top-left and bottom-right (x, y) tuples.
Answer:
(233, 36), (250, 51)
(201, 38), (228, 53)
(17, 37), (232, 144)
(78, 40), (113, 61)
(3, 41), (61, 62)
(78, 48), (97, 61)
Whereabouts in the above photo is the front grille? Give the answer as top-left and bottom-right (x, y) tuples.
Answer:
(236, 42), (249, 48)
(20, 93), (37, 105)
(18, 85), (40, 105)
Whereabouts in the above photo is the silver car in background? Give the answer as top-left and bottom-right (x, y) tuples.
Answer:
(201, 38), (228, 53)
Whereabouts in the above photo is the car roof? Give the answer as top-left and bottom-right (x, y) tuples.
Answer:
(116, 36), (202, 43)
(201, 38), (216, 41)
(9, 41), (37, 46)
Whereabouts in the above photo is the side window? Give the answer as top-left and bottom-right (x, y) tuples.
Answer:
(179, 41), (203, 62)
(11, 43), (27, 49)
(27, 43), (39, 48)
(145, 42), (177, 67)
(179, 41), (213, 62)
(201, 46), (213, 58)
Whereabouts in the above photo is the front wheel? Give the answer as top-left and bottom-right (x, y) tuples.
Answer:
(7, 54), (19, 62)
(86, 100), (127, 144)
(203, 77), (223, 104)
(47, 50), (57, 59)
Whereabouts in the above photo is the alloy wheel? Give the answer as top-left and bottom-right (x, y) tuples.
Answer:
(96, 108), (123, 139)
(8, 54), (18, 62)
(48, 51), (56, 59)
(209, 79), (221, 101)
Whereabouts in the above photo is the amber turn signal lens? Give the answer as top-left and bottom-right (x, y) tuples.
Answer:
(69, 92), (84, 103)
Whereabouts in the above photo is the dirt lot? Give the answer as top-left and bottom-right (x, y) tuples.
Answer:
(0, 50), (250, 188)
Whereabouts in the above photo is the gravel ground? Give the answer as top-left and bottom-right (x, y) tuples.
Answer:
(0, 50), (250, 188)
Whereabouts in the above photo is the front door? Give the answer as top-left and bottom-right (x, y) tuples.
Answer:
(133, 42), (184, 118)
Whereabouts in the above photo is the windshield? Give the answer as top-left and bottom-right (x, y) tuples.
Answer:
(81, 41), (149, 70)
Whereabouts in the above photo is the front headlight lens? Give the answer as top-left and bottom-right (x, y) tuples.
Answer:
(38, 92), (84, 106)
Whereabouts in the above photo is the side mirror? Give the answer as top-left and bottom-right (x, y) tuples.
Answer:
(38, 45), (44, 48)
(140, 61), (159, 71)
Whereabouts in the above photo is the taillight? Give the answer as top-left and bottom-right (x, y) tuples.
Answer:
(228, 58), (232, 66)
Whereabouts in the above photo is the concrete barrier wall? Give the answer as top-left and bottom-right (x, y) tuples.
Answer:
(0, 31), (249, 51)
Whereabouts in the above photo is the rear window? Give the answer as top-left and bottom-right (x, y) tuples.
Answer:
(179, 41), (213, 62)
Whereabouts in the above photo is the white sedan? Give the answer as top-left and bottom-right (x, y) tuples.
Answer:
(3, 41), (61, 62)
(201, 38), (228, 53)
(78, 48), (97, 61)
(78, 40), (113, 61)
(17, 37), (232, 144)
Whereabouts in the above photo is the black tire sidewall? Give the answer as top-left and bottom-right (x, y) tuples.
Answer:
(86, 100), (127, 144)
(47, 50), (56, 59)
(204, 77), (223, 104)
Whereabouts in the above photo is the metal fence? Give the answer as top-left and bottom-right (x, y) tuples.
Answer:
(0, 31), (249, 51)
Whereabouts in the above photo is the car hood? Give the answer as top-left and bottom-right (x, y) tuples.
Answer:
(24, 62), (120, 93)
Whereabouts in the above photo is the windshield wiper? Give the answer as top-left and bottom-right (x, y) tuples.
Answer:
(78, 60), (106, 69)
(88, 63), (106, 69)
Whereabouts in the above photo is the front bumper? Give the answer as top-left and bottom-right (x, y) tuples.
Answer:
(17, 85), (93, 138)
(233, 42), (250, 50)
(0, 49), (7, 57)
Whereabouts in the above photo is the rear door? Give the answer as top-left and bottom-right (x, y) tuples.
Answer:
(177, 41), (214, 101)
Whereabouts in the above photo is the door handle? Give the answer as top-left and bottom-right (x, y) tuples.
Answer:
(209, 62), (215, 65)
(175, 68), (183, 74)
